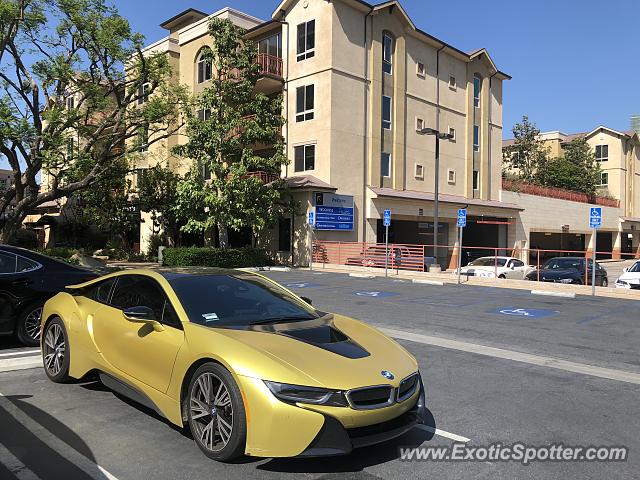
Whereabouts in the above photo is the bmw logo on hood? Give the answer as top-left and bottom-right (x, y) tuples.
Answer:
(381, 370), (395, 380)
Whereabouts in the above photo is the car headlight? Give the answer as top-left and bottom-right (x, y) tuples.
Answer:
(558, 278), (573, 284)
(264, 381), (349, 407)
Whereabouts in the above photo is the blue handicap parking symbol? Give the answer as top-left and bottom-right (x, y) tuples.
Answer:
(285, 282), (322, 289)
(353, 291), (399, 298)
(494, 307), (557, 319)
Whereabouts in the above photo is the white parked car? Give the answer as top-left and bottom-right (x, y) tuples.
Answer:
(615, 261), (640, 289)
(455, 256), (534, 279)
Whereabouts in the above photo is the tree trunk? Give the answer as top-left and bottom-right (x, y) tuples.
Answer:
(218, 224), (229, 249)
(0, 215), (22, 244)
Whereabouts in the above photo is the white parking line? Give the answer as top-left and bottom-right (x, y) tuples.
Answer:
(349, 273), (375, 279)
(416, 425), (470, 443)
(0, 350), (40, 358)
(0, 393), (120, 480)
(383, 327), (640, 385)
(0, 357), (43, 373)
(412, 279), (444, 286)
(0, 443), (43, 480)
(531, 290), (576, 299)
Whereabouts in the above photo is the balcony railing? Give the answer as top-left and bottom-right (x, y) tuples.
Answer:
(502, 179), (620, 208)
(256, 54), (283, 78)
(242, 171), (280, 184)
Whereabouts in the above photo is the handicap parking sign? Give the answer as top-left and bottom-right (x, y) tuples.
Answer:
(589, 207), (602, 229)
(457, 209), (467, 228)
(383, 210), (391, 227)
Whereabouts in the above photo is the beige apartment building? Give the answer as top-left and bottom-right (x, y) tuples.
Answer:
(502, 125), (640, 260)
(138, 0), (513, 266)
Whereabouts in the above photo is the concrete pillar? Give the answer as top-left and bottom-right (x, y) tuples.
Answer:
(448, 229), (461, 270)
(365, 218), (377, 244)
(634, 231), (640, 259)
(612, 230), (623, 260)
(585, 232), (596, 259)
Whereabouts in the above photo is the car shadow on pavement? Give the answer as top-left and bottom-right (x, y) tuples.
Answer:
(257, 407), (437, 474)
(0, 394), (110, 480)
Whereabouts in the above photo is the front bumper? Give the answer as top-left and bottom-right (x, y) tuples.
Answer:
(298, 378), (427, 457)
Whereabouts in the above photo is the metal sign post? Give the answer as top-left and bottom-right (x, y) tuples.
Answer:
(308, 211), (315, 271)
(383, 210), (391, 277)
(457, 209), (467, 285)
(589, 207), (602, 297)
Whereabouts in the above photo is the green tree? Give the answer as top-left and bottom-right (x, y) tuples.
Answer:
(136, 164), (183, 246)
(535, 137), (601, 197)
(0, 0), (186, 242)
(64, 158), (138, 248)
(503, 116), (549, 181)
(174, 18), (288, 247)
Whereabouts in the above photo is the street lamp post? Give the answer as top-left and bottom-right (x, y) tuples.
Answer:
(417, 128), (454, 270)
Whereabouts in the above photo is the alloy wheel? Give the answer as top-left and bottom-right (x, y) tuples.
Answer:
(190, 372), (234, 453)
(43, 323), (65, 377)
(24, 307), (43, 342)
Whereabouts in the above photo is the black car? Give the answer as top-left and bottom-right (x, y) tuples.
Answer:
(525, 256), (608, 287)
(0, 246), (100, 346)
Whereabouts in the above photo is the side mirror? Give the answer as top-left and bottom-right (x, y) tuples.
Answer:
(511, 265), (515, 270)
(623, 267), (629, 273)
(300, 296), (313, 306)
(123, 306), (164, 331)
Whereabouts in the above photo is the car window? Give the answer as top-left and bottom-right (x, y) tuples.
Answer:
(16, 256), (39, 273)
(545, 258), (583, 270)
(111, 275), (181, 329)
(512, 260), (525, 268)
(85, 278), (116, 304)
(0, 251), (17, 274)
(628, 262), (640, 273)
(469, 257), (507, 267)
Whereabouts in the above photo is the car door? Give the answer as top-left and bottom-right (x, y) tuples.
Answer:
(0, 250), (41, 334)
(508, 259), (526, 279)
(92, 274), (184, 393)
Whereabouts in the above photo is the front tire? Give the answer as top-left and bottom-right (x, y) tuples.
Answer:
(187, 363), (246, 462)
(42, 318), (71, 383)
(601, 277), (608, 287)
(16, 303), (44, 347)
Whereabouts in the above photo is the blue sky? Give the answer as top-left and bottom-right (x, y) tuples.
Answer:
(115, 0), (639, 139)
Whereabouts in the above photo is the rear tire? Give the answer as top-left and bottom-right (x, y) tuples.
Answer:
(498, 274), (506, 279)
(16, 303), (44, 347)
(42, 318), (71, 383)
(601, 277), (608, 288)
(187, 363), (246, 462)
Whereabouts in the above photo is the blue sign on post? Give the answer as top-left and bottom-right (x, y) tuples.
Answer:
(308, 211), (315, 226)
(457, 208), (467, 228)
(589, 207), (602, 229)
(383, 209), (391, 227)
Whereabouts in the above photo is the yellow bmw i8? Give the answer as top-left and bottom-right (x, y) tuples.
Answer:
(41, 269), (426, 461)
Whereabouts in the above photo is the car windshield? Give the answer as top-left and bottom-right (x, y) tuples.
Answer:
(167, 273), (320, 328)
(627, 262), (640, 273)
(468, 257), (507, 267)
(543, 258), (583, 270)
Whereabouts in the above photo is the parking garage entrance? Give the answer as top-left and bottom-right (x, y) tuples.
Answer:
(529, 232), (586, 263)
(460, 217), (509, 266)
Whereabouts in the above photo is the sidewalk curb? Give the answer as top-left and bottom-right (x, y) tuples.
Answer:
(531, 290), (576, 299)
(349, 273), (375, 279)
(412, 279), (445, 286)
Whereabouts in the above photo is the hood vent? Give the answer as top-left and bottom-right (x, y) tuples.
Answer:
(280, 324), (370, 359)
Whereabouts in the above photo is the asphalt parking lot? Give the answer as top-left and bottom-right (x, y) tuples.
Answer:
(1, 270), (639, 479)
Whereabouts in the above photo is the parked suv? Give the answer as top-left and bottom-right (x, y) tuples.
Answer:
(525, 256), (608, 287)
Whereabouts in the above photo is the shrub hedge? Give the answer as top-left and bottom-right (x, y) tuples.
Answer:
(162, 247), (274, 268)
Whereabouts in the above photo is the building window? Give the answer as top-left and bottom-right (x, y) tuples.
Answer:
(415, 163), (424, 179)
(473, 124), (480, 152)
(297, 20), (315, 61)
(595, 145), (608, 162)
(416, 61), (426, 77)
(416, 117), (424, 131)
(447, 169), (456, 184)
(197, 108), (211, 121)
(138, 82), (150, 105)
(382, 33), (393, 75)
(473, 170), (479, 190)
(258, 33), (282, 58)
(296, 84), (315, 122)
(278, 218), (291, 252)
(382, 95), (392, 130)
(381, 152), (391, 178)
(65, 96), (75, 110)
(294, 144), (315, 172)
(448, 126), (456, 141)
(449, 75), (456, 90)
(600, 172), (609, 186)
(138, 124), (149, 152)
(197, 50), (212, 83)
(473, 74), (481, 108)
